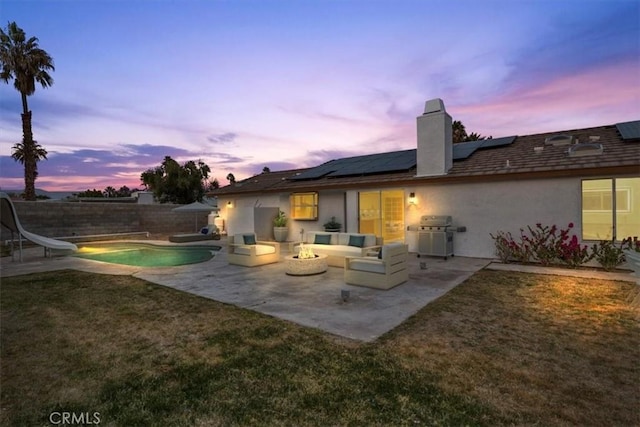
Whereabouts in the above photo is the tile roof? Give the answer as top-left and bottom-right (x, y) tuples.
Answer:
(211, 121), (640, 196)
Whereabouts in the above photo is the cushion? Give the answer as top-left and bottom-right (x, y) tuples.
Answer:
(243, 234), (256, 245)
(201, 227), (209, 235)
(303, 244), (361, 257)
(349, 258), (386, 274)
(234, 244), (275, 256)
(381, 242), (404, 258)
(338, 233), (376, 247)
(308, 232), (335, 245)
(314, 234), (332, 245)
(348, 235), (365, 248)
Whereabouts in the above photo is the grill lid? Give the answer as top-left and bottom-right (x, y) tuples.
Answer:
(420, 215), (452, 227)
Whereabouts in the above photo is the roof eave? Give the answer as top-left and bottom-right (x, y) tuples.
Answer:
(211, 164), (639, 196)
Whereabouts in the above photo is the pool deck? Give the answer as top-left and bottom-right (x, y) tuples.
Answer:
(1, 239), (636, 342)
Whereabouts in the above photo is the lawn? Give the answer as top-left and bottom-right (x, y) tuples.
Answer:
(1, 269), (638, 426)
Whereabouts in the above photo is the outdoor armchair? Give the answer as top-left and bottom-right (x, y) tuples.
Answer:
(227, 233), (280, 267)
(344, 243), (408, 290)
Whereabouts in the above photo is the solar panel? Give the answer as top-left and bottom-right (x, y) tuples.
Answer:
(616, 120), (640, 141)
(292, 135), (519, 180)
(290, 149), (416, 180)
(452, 141), (482, 160)
(328, 150), (416, 177)
(479, 135), (517, 149)
(290, 160), (339, 180)
(452, 136), (517, 160)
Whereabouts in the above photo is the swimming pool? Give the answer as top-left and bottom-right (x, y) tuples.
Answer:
(74, 242), (221, 267)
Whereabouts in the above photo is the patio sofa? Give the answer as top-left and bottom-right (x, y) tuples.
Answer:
(344, 243), (409, 290)
(227, 233), (281, 267)
(169, 225), (221, 243)
(292, 232), (382, 267)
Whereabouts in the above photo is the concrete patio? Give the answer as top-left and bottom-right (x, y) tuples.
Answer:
(1, 240), (636, 342)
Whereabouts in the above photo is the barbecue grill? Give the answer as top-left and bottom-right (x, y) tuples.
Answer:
(414, 215), (454, 260)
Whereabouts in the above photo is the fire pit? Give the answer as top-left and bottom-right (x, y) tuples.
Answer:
(285, 244), (328, 276)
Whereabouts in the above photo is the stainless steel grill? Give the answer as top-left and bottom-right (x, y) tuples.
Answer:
(415, 215), (454, 260)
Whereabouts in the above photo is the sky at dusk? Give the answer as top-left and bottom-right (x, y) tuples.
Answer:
(0, 0), (639, 192)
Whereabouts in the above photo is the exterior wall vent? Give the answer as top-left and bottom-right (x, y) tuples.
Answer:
(568, 143), (603, 157)
(545, 134), (574, 146)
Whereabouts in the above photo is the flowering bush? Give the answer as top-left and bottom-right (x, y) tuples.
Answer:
(558, 234), (594, 268)
(489, 230), (528, 263)
(492, 225), (638, 270)
(521, 224), (560, 266)
(491, 222), (592, 268)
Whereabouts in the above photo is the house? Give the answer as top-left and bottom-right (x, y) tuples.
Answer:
(210, 99), (640, 259)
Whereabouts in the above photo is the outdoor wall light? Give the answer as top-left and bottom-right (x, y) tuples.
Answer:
(408, 192), (417, 205)
(226, 201), (233, 208)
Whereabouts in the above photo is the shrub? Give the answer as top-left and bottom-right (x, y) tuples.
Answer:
(521, 224), (559, 266)
(591, 240), (627, 271)
(492, 222), (592, 268)
(622, 236), (640, 253)
(557, 234), (594, 268)
(490, 231), (524, 263)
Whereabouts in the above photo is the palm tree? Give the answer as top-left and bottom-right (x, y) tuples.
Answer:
(0, 22), (54, 200)
(452, 120), (467, 144)
(452, 120), (489, 143)
(103, 186), (117, 198)
(10, 139), (48, 181)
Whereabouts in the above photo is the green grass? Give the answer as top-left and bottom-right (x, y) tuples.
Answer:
(1, 269), (638, 426)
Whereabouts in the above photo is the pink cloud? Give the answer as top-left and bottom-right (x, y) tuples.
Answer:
(454, 60), (639, 137)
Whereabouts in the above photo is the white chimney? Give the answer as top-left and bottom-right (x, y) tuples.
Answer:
(416, 98), (452, 177)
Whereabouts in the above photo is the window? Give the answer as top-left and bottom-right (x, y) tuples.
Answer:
(582, 178), (640, 241)
(290, 192), (318, 220)
(582, 188), (628, 212)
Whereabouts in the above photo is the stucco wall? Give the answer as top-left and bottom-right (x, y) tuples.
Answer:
(404, 178), (583, 258)
(218, 176), (593, 259)
(222, 195), (285, 240)
(221, 191), (348, 241)
(1, 201), (211, 240)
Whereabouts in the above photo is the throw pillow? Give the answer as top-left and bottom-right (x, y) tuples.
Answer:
(314, 234), (331, 245)
(243, 234), (256, 245)
(201, 228), (208, 235)
(348, 235), (365, 248)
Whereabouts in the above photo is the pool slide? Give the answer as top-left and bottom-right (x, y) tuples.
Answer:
(1, 192), (78, 261)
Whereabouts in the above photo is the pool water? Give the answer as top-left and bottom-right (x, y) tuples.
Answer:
(74, 243), (220, 267)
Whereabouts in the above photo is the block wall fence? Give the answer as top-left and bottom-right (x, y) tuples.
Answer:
(0, 201), (210, 240)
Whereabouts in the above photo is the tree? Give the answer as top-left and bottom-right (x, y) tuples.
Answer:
(206, 178), (220, 191)
(140, 156), (211, 204)
(0, 22), (54, 200)
(226, 173), (236, 184)
(73, 185), (138, 198)
(262, 166), (270, 173)
(75, 189), (104, 198)
(103, 186), (117, 198)
(116, 186), (137, 197)
(452, 120), (467, 144)
(452, 120), (490, 143)
(10, 139), (47, 180)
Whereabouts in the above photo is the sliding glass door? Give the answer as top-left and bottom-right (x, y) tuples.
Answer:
(358, 190), (404, 243)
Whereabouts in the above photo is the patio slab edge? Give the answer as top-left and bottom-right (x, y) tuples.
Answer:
(485, 262), (638, 283)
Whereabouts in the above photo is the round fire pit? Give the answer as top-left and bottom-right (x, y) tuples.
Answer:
(284, 254), (328, 276)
